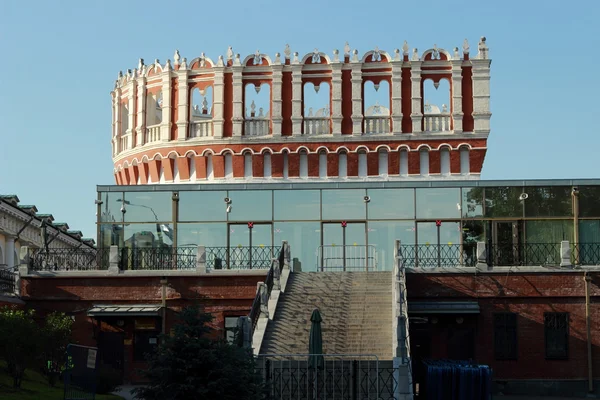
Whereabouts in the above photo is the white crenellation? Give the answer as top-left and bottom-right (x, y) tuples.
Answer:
(291, 62), (303, 136)
(410, 60), (423, 133)
(136, 75), (146, 147)
(176, 62), (190, 140)
(390, 56), (403, 134)
(471, 38), (491, 135)
(271, 63), (284, 136)
(232, 61), (244, 137)
(331, 62), (343, 136)
(160, 69), (172, 141)
(350, 53), (362, 135)
(451, 59), (464, 133)
(212, 63), (225, 138)
(126, 80), (135, 150)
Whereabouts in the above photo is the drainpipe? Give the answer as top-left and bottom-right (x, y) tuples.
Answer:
(584, 272), (593, 394)
(160, 277), (167, 335)
(573, 188), (580, 264)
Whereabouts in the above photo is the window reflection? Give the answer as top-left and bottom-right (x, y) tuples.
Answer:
(274, 190), (320, 220)
(579, 187), (600, 218)
(274, 222), (320, 272)
(367, 189), (415, 219)
(524, 186), (572, 218)
(228, 191), (272, 221)
(122, 192), (172, 222)
(177, 223), (227, 247)
(322, 189), (366, 220)
(124, 223), (173, 248)
(367, 221), (415, 271)
(417, 221), (461, 245)
(461, 188), (483, 218)
(99, 192), (124, 223)
(179, 191), (228, 222)
(415, 188), (461, 219)
(99, 224), (124, 248)
(484, 187), (523, 218)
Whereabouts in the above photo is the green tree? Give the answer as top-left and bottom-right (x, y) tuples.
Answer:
(0, 307), (42, 388)
(41, 311), (73, 386)
(133, 305), (264, 400)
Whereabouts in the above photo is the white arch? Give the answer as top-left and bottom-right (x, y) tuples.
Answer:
(141, 155), (150, 163)
(335, 146), (351, 154)
(436, 143), (453, 151)
(353, 145), (370, 154)
(242, 53), (273, 66)
(184, 150), (198, 158)
(420, 48), (452, 61)
(166, 150), (180, 159)
(301, 52), (332, 65)
(188, 56), (215, 69)
(361, 50), (392, 63)
(456, 143), (473, 150)
(295, 146), (310, 154)
(217, 148), (234, 156)
(200, 149), (215, 156)
(315, 146), (331, 154)
(259, 147), (274, 155)
(375, 144), (392, 152)
(395, 144), (411, 152)
(122, 160), (131, 168)
(239, 147), (255, 155)
(416, 144), (432, 151)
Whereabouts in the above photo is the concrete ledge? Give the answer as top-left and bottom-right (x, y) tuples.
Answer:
(407, 266), (600, 274)
(0, 295), (26, 305)
(21, 269), (270, 278)
(494, 379), (600, 398)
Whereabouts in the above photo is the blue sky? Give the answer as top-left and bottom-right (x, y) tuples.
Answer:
(0, 0), (598, 239)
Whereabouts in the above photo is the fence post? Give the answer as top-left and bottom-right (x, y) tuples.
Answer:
(259, 282), (269, 318)
(560, 241), (572, 268)
(108, 245), (120, 274)
(272, 259), (281, 290)
(282, 240), (291, 270)
(476, 241), (489, 271)
(196, 245), (207, 274)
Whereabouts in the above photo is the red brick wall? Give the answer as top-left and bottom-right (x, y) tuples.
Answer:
(407, 272), (600, 380)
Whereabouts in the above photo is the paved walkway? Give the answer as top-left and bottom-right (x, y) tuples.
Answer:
(112, 385), (144, 400)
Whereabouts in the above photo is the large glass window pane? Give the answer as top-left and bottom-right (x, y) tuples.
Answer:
(228, 190), (272, 221)
(368, 221), (416, 271)
(121, 192), (172, 222)
(367, 189), (415, 220)
(124, 223), (174, 247)
(99, 191), (125, 223)
(579, 187), (600, 218)
(99, 224), (124, 248)
(415, 188), (461, 219)
(274, 190), (320, 220)
(578, 220), (600, 265)
(461, 188), (484, 218)
(526, 220), (573, 243)
(322, 189), (366, 220)
(524, 186), (572, 217)
(177, 223), (227, 247)
(484, 187), (523, 218)
(417, 222), (461, 245)
(274, 222), (320, 272)
(179, 191), (228, 222)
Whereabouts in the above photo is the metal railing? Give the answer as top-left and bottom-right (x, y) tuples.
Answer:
(119, 247), (196, 270)
(0, 267), (16, 295)
(256, 354), (398, 400)
(30, 248), (110, 271)
(206, 246), (280, 270)
(571, 243), (600, 266)
(488, 242), (561, 267)
(400, 244), (476, 268)
(317, 245), (378, 271)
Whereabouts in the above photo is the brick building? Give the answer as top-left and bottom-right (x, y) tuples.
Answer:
(8, 37), (600, 398)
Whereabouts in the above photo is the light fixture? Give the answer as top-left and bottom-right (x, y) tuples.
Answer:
(224, 197), (232, 204)
(94, 199), (103, 205)
(363, 195), (371, 203)
(226, 205), (232, 213)
(519, 193), (528, 201)
(456, 317), (464, 324)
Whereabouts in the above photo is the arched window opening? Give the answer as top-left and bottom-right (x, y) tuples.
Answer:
(303, 82), (331, 135)
(244, 83), (271, 137)
(420, 149), (430, 176)
(358, 151), (367, 178)
(460, 147), (470, 175)
(423, 79), (451, 132)
(224, 153), (233, 179)
(378, 149), (389, 176)
(146, 90), (162, 126)
(120, 103), (129, 136)
(399, 150), (408, 176)
(299, 150), (308, 179)
(263, 153), (272, 179)
(319, 151), (327, 178)
(206, 154), (214, 181)
(363, 80), (390, 134)
(338, 152), (348, 178)
(283, 151), (289, 179)
(244, 153), (253, 179)
(440, 148), (450, 176)
(190, 87), (213, 138)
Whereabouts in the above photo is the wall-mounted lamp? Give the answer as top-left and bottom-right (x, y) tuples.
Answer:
(226, 205), (232, 213)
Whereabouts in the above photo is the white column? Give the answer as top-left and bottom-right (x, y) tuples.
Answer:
(271, 63), (283, 137)
(6, 236), (15, 270)
(176, 68), (189, 140)
(471, 59), (492, 135)
(350, 61), (363, 135)
(160, 67), (173, 141)
(410, 61), (423, 133)
(136, 77), (147, 146)
(291, 61), (303, 136)
(331, 63), (343, 136)
(232, 64), (243, 137)
(126, 81), (135, 150)
(212, 65), (225, 138)
(390, 60), (403, 134)
(451, 60), (464, 134)
(111, 89), (120, 155)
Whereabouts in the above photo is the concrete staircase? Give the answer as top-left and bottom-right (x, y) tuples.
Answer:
(259, 271), (393, 359)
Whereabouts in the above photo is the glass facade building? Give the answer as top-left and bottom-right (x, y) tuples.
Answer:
(97, 180), (600, 271)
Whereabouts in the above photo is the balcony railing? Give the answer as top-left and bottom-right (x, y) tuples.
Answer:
(206, 246), (280, 270)
(244, 118), (271, 137)
(423, 114), (451, 132)
(317, 245), (378, 271)
(30, 248), (110, 271)
(119, 135), (128, 152)
(400, 244), (476, 268)
(0, 267), (16, 295)
(364, 116), (390, 134)
(303, 117), (330, 135)
(119, 247), (196, 271)
(189, 119), (212, 138)
(144, 124), (161, 143)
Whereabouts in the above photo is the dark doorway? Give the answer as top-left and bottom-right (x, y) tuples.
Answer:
(98, 331), (125, 378)
(410, 322), (432, 399)
(492, 221), (522, 266)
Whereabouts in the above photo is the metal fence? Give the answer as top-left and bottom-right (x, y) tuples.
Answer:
(30, 248), (110, 271)
(206, 246), (280, 270)
(317, 245), (378, 271)
(572, 243), (600, 266)
(399, 244), (476, 269)
(119, 246), (196, 270)
(0, 267), (16, 294)
(256, 354), (401, 400)
(63, 344), (98, 400)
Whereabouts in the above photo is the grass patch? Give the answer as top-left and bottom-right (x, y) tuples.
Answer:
(0, 361), (122, 399)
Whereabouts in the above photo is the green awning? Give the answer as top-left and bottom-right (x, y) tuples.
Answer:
(408, 301), (480, 314)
